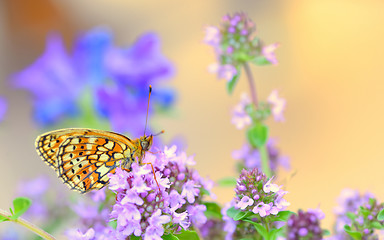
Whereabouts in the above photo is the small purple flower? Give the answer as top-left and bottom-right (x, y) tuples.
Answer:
(181, 180), (200, 203)
(204, 26), (221, 46)
(208, 63), (238, 81)
(236, 196), (254, 210)
(262, 43), (280, 65)
(267, 90), (286, 122)
(144, 209), (171, 240)
(108, 167), (130, 191)
(252, 203), (271, 217)
(231, 93), (252, 129)
(0, 97), (7, 122)
(187, 204), (207, 227)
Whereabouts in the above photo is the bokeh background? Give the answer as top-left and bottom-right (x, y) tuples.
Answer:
(1, 0), (384, 234)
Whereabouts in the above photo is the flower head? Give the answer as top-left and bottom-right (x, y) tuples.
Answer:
(234, 168), (289, 217)
(287, 210), (324, 240)
(206, 13), (279, 80)
(105, 145), (211, 238)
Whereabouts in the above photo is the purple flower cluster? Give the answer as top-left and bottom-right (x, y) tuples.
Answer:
(234, 168), (289, 217)
(286, 209), (324, 240)
(232, 139), (290, 174)
(205, 12), (279, 81)
(333, 189), (375, 239)
(332, 189), (384, 240)
(69, 145), (211, 240)
(12, 28), (174, 135)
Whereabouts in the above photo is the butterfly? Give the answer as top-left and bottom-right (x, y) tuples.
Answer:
(35, 86), (161, 193)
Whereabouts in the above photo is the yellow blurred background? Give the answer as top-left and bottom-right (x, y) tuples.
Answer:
(1, 0), (384, 235)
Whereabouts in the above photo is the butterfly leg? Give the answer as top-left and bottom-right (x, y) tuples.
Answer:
(142, 162), (161, 192)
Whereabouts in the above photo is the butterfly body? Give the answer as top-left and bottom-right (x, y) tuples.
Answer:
(35, 128), (153, 193)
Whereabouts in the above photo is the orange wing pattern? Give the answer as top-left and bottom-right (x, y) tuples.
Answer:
(35, 128), (137, 193)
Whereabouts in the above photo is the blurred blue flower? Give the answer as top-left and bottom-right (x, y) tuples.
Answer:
(0, 97), (7, 122)
(12, 29), (175, 133)
(12, 34), (81, 125)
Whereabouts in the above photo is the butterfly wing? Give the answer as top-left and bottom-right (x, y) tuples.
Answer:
(36, 128), (136, 193)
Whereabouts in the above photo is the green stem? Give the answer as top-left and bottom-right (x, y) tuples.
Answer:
(0, 209), (56, 240)
(243, 62), (272, 178)
(259, 144), (272, 177)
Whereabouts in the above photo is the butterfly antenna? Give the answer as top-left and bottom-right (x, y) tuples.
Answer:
(144, 85), (152, 137)
(153, 130), (165, 137)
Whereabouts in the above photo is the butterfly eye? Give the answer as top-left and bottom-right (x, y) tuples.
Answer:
(141, 140), (149, 150)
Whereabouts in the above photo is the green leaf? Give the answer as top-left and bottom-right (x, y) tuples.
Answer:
(252, 56), (272, 66)
(323, 229), (331, 236)
(359, 207), (370, 218)
(199, 188), (210, 196)
(10, 197), (31, 220)
(227, 207), (241, 219)
(378, 207), (384, 221)
(270, 211), (294, 222)
(204, 202), (222, 219)
(217, 177), (237, 187)
(131, 236), (142, 240)
(108, 220), (117, 229)
(370, 221), (384, 230)
(344, 225), (362, 240)
(174, 230), (199, 240)
(247, 123), (269, 148)
(269, 227), (285, 240)
(244, 219), (269, 239)
(226, 71), (240, 95)
(162, 233), (179, 240)
(346, 212), (357, 221)
(226, 207), (255, 221)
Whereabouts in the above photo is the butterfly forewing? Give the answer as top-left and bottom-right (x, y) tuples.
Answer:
(35, 128), (138, 193)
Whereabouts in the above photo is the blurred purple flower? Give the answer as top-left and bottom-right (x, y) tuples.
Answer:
(0, 97), (7, 122)
(105, 33), (174, 86)
(287, 209), (324, 240)
(262, 43), (280, 65)
(333, 189), (383, 240)
(232, 139), (290, 173)
(231, 93), (252, 129)
(267, 90), (286, 122)
(206, 13), (279, 81)
(12, 29), (175, 131)
(17, 176), (50, 219)
(12, 34), (81, 125)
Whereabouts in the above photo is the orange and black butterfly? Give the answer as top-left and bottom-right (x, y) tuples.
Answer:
(35, 86), (161, 193)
